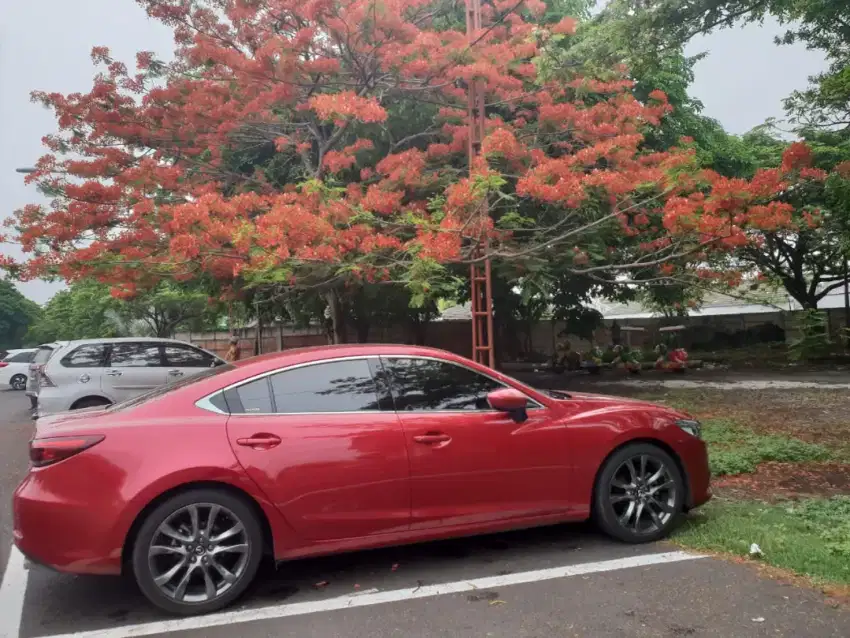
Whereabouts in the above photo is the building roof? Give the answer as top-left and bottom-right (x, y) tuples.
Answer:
(436, 286), (848, 322)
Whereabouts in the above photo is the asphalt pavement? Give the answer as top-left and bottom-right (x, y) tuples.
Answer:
(0, 387), (847, 637)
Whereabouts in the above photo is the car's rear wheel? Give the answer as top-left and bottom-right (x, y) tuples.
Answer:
(10, 374), (27, 391)
(131, 488), (263, 616)
(71, 397), (112, 410)
(594, 443), (684, 543)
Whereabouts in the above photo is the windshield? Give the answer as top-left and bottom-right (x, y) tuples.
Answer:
(108, 363), (236, 412)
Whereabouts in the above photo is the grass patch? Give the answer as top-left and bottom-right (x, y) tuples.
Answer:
(702, 418), (833, 476)
(674, 497), (850, 586)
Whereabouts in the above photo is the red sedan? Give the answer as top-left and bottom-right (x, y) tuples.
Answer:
(14, 345), (710, 615)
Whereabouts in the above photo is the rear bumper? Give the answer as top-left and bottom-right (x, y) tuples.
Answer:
(35, 391), (74, 418)
(13, 472), (123, 575)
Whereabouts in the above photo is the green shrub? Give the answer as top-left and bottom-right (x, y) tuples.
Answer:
(702, 419), (832, 476)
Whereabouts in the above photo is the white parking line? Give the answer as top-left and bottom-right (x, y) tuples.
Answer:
(0, 547), (28, 638)
(40, 550), (703, 638)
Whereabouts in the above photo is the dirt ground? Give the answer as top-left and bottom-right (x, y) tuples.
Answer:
(629, 387), (850, 453)
(710, 462), (850, 501)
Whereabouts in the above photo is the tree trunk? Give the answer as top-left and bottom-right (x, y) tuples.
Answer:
(356, 320), (370, 343)
(844, 258), (850, 336)
(325, 289), (347, 344)
(409, 316), (429, 345)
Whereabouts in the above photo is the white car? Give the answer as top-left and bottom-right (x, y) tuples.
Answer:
(35, 337), (225, 416)
(0, 349), (36, 390)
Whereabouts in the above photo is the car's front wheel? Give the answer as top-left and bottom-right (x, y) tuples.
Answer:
(131, 488), (264, 615)
(594, 443), (684, 543)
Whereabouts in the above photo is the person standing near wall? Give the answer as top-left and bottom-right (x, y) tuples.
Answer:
(224, 336), (242, 362)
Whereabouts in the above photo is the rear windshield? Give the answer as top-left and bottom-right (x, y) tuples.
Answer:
(32, 347), (55, 365)
(108, 363), (236, 412)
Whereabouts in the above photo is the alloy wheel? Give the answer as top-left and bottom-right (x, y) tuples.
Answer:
(11, 375), (26, 391)
(608, 454), (677, 535)
(148, 503), (251, 604)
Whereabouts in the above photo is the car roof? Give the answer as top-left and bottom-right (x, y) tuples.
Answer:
(62, 337), (198, 346)
(233, 344), (465, 371)
(4, 348), (35, 354)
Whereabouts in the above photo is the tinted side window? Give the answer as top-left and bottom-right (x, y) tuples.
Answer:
(61, 345), (107, 368)
(384, 358), (502, 411)
(109, 344), (163, 367)
(270, 359), (380, 413)
(164, 345), (214, 368)
(7, 351), (34, 363)
(225, 378), (274, 414)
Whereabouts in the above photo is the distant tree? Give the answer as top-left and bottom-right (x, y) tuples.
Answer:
(609, 0), (850, 132)
(26, 279), (224, 341)
(0, 279), (41, 349)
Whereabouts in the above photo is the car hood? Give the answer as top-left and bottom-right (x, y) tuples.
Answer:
(555, 391), (686, 417)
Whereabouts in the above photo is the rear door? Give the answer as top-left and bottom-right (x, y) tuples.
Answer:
(225, 357), (411, 541)
(29, 345), (57, 396)
(162, 344), (217, 383)
(103, 342), (168, 402)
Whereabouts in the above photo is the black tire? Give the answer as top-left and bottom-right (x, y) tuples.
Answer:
(71, 397), (112, 410)
(593, 443), (684, 543)
(131, 488), (263, 616)
(10, 374), (27, 391)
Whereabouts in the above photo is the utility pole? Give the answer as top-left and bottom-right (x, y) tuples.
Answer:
(466, 0), (495, 369)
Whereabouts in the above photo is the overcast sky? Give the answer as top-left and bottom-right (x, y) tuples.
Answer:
(0, 1), (829, 304)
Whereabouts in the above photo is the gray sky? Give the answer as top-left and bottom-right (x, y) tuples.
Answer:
(0, 2), (828, 304)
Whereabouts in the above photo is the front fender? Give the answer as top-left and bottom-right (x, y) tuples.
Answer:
(555, 406), (694, 508)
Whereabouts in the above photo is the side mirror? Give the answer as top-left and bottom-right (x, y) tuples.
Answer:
(487, 388), (529, 422)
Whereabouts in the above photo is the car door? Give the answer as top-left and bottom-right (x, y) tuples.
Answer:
(224, 357), (411, 542)
(382, 356), (573, 531)
(51, 343), (109, 394)
(162, 344), (218, 383)
(103, 342), (168, 402)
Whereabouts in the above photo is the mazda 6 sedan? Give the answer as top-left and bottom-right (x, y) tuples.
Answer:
(14, 344), (710, 615)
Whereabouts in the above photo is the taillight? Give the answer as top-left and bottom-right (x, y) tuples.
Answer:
(29, 435), (104, 468)
(38, 368), (56, 387)
(0, 362), (8, 368)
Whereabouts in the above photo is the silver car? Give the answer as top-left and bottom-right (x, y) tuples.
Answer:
(35, 337), (225, 416)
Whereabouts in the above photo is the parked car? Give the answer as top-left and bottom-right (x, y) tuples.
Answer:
(13, 344), (711, 616)
(26, 342), (68, 412)
(34, 338), (225, 416)
(0, 349), (36, 390)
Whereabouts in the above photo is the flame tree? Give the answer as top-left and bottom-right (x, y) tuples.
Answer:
(3, 0), (813, 315)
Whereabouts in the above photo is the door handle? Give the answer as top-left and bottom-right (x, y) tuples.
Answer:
(236, 433), (282, 449)
(105, 370), (123, 377)
(168, 369), (184, 377)
(413, 433), (452, 445)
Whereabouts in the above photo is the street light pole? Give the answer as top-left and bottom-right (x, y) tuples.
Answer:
(15, 167), (36, 174)
(465, 0), (495, 369)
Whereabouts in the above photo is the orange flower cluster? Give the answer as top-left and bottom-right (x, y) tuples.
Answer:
(4, 0), (827, 294)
